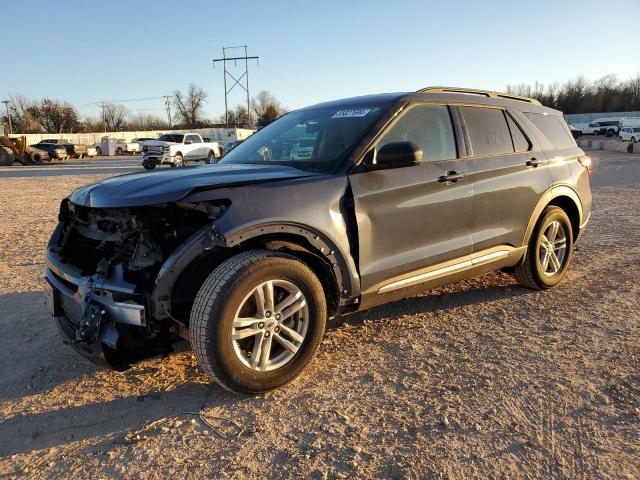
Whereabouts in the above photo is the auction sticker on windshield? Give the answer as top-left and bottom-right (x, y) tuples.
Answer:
(332, 109), (371, 118)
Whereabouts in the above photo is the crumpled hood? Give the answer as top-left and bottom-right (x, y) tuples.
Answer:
(69, 164), (318, 208)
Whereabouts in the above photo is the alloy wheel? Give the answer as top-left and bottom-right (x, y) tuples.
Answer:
(538, 220), (567, 276)
(231, 279), (309, 372)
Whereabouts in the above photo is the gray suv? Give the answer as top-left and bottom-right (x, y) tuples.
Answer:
(44, 87), (592, 393)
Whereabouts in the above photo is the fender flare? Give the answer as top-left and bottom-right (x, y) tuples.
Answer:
(224, 221), (360, 302)
(151, 221), (360, 320)
(522, 185), (583, 246)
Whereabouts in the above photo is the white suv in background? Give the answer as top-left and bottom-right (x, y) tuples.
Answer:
(619, 127), (640, 142)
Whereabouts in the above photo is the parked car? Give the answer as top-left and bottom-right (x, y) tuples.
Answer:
(32, 143), (69, 161)
(37, 139), (88, 159)
(126, 137), (155, 155)
(115, 139), (128, 155)
(579, 122), (601, 135)
(44, 86), (592, 393)
(142, 133), (221, 169)
(86, 146), (98, 158)
(289, 137), (316, 159)
(619, 127), (640, 142)
(223, 140), (244, 155)
(568, 124), (581, 139)
(25, 146), (50, 163)
(592, 118), (622, 135)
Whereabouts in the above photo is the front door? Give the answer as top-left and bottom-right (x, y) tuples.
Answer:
(349, 103), (475, 294)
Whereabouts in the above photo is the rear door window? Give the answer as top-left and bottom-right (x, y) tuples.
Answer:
(461, 106), (514, 156)
(505, 113), (531, 152)
(524, 113), (575, 149)
(376, 104), (457, 162)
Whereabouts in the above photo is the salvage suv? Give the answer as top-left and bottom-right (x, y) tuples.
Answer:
(44, 87), (592, 393)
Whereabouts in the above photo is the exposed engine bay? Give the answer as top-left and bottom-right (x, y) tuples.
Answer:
(46, 200), (226, 369)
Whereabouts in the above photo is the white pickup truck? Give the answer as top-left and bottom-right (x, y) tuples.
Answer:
(142, 133), (222, 169)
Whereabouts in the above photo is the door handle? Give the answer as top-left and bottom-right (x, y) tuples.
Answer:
(526, 157), (539, 167)
(438, 171), (465, 183)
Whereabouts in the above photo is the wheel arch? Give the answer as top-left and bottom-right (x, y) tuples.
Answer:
(152, 222), (355, 325)
(523, 186), (583, 245)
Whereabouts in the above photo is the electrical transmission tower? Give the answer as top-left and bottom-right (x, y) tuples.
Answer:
(213, 46), (259, 126)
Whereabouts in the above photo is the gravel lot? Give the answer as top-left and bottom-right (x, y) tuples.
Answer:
(0, 152), (639, 479)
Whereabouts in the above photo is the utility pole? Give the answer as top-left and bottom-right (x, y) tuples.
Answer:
(163, 95), (173, 127)
(2, 100), (13, 134)
(100, 101), (106, 132)
(212, 46), (259, 126)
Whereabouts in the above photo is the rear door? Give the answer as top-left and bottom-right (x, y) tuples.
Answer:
(458, 105), (552, 252)
(349, 103), (475, 293)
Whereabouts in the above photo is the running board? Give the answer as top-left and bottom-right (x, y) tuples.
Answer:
(377, 248), (513, 294)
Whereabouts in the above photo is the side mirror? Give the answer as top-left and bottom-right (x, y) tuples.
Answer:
(376, 141), (423, 169)
(184, 140), (192, 145)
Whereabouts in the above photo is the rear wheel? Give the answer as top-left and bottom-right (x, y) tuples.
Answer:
(116, 147), (123, 155)
(205, 150), (216, 164)
(96, 146), (102, 155)
(513, 206), (573, 289)
(142, 163), (156, 170)
(190, 250), (327, 394)
(632, 137), (637, 143)
(174, 153), (184, 166)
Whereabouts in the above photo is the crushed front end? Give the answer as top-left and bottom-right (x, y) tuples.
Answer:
(44, 199), (217, 369)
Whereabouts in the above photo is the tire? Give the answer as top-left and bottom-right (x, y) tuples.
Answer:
(174, 153), (184, 167)
(142, 163), (156, 170)
(190, 250), (327, 394)
(632, 137), (637, 143)
(96, 146), (102, 155)
(513, 206), (573, 290)
(116, 147), (123, 155)
(169, 163), (176, 168)
(205, 150), (216, 164)
(619, 136), (623, 141)
(0, 147), (14, 166)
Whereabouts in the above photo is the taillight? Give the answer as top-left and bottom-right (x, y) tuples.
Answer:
(578, 155), (592, 177)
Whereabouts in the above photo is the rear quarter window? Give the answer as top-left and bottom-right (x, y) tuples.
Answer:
(524, 113), (576, 149)
(461, 106), (514, 156)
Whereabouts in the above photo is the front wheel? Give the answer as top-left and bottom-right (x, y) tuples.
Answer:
(190, 250), (327, 394)
(142, 163), (156, 170)
(513, 206), (573, 290)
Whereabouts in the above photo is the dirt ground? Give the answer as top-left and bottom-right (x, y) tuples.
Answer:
(0, 153), (638, 479)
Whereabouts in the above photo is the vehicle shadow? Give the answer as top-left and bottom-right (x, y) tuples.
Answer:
(329, 271), (533, 330)
(0, 273), (532, 457)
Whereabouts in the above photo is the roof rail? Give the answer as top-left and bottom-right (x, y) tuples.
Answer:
(417, 86), (542, 106)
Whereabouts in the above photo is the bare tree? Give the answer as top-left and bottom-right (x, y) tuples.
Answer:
(173, 84), (207, 128)
(128, 113), (168, 131)
(221, 105), (252, 127)
(82, 116), (106, 132)
(251, 90), (287, 126)
(37, 98), (81, 133)
(506, 72), (640, 113)
(103, 103), (129, 131)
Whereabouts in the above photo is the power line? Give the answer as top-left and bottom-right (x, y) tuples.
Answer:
(77, 96), (166, 109)
(213, 46), (259, 126)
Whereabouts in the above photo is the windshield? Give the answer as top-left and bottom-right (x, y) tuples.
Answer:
(220, 103), (389, 173)
(159, 134), (184, 142)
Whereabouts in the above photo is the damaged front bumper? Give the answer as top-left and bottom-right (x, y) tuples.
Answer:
(44, 224), (146, 368)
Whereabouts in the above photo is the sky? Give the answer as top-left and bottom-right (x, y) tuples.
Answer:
(2, 0), (639, 121)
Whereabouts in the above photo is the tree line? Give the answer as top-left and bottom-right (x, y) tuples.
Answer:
(506, 73), (640, 114)
(2, 84), (287, 134)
